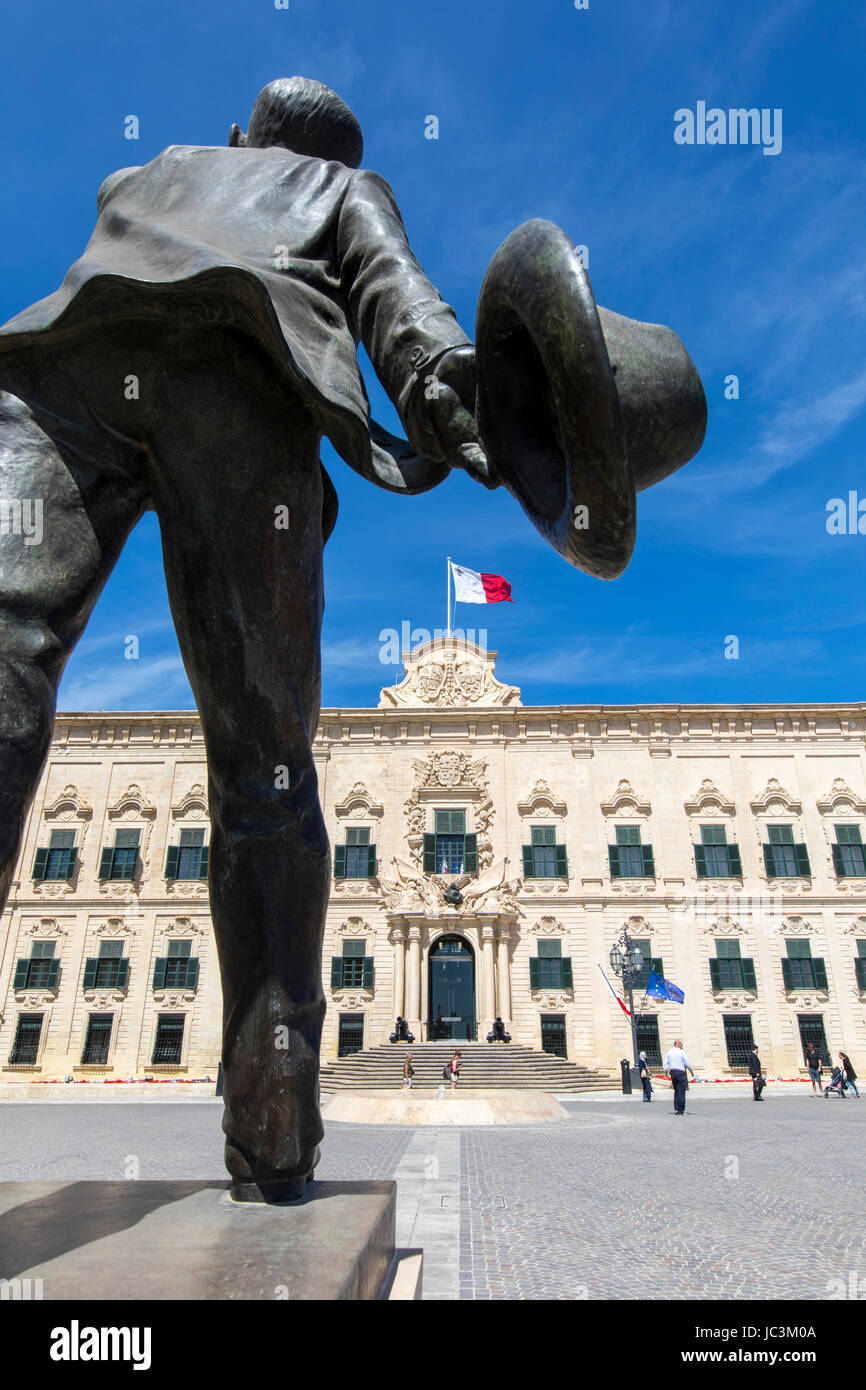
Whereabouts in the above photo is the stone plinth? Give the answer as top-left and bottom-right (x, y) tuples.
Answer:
(0, 1179), (403, 1300)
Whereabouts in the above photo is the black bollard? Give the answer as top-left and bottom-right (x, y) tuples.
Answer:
(620, 1058), (632, 1095)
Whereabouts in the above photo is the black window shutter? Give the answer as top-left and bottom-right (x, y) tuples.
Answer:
(529, 958), (540, 989)
(32, 847), (49, 880)
(98, 847), (114, 879)
(555, 844), (568, 878)
(464, 834), (478, 873)
(83, 958), (99, 989)
(13, 959), (30, 989)
(330, 957), (344, 989)
(832, 844), (845, 877)
(641, 845), (655, 877)
(522, 845), (534, 878)
(333, 844), (346, 879)
(795, 843), (810, 876)
(709, 959), (722, 990)
(728, 844), (743, 876)
(153, 958), (167, 990)
(367, 844), (377, 877)
(781, 958), (793, 990)
(741, 958), (757, 990)
(165, 845), (180, 880)
(763, 844), (775, 877)
(561, 957), (573, 989)
(694, 845), (708, 877)
(116, 958), (130, 988)
(423, 834), (436, 873)
(362, 957), (375, 989)
(608, 845), (621, 878)
(813, 957), (828, 990)
(198, 845), (209, 880)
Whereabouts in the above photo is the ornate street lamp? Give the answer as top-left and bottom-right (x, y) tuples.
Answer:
(608, 926), (644, 1081)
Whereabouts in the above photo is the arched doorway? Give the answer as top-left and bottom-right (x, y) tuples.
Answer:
(428, 934), (476, 1041)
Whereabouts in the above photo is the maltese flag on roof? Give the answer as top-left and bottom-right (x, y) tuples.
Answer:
(450, 561), (513, 605)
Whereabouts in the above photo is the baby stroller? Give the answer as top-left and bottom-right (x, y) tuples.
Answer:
(824, 1066), (849, 1098)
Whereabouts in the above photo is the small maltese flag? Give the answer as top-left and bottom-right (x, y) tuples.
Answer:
(450, 561), (513, 604)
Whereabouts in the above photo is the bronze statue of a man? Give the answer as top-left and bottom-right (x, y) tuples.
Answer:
(0, 77), (705, 1202)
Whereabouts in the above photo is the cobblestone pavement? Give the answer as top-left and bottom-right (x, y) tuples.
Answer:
(0, 1097), (863, 1300)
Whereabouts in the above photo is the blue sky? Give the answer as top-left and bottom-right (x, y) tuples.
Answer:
(1, 0), (864, 711)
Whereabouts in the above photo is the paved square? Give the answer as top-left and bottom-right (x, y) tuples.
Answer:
(0, 1095), (862, 1300)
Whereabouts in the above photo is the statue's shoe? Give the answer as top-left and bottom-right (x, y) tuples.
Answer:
(475, 219), (706, 580)
(227, 1145), (321, 1204)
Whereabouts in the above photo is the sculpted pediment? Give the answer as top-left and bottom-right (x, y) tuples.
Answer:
(379, 637), (521, 708)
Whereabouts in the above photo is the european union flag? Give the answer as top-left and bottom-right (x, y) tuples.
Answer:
(645, 970), (685, 1004)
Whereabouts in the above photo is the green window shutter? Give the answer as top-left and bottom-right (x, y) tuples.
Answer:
(781, 959), (793, 990)
(529, 958), (540, 989)
(423, 834), (436, 873)
(367, 844), (377, 877)
(153, 958), (168, 990)
(63, 849), (77, 882)
(641, 845), (655, 877)
(121, 853), (137, 882)
(333, 844), (346, 879)
(709, 959), (722, 990)
(813, 957), (828, 990)
(727, 844), (742, 876)
(555, 844), (568, 878)
(832, 844), (845, 876)
(522, 845), (534, 878)
(165, 845), (180, 880)
(98, 847), (114, 879)
(763, 845), (775, 877)
(44, 959), (60, 989)
(362, 958), (375, 988)
(32, 847), (49, 880)
(13, 959), (30, 989)
(198, 845), (209, 879)
(83, 958), (99, 989)
(186, 958), (200, 990)
(561, 957), (573, 989)
(694, 845), (708, 877)
(855, 958), (866, 989)
(795, 843), (810, 876)
(608, 845), (621, 878)
(464, 834), (478, 873)
(330, 957), (344, 989)
(116, 959), (130, 988)
(741, 958), (757, 990)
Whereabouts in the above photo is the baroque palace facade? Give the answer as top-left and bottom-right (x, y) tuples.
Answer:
(2, 637), (866, 1081)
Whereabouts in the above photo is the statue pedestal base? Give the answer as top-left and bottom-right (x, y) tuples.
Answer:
(0, 1179), (421, 1300)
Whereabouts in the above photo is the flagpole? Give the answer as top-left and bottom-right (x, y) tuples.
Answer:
(446, 556), (452, 639)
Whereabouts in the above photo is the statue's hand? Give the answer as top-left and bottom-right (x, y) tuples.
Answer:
(424, 347), (498, 488)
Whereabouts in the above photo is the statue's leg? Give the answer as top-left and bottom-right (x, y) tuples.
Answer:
(0, 389), (148, 910)
(141, 330), (330, 1201)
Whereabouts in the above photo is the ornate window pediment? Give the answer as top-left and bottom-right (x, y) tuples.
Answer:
(171, 784), (209, 819)
(518, 780), (567, 819)
(750, 778), (802, 816)
(841, 914), (866, 936)
(528, 915), (565, 936)
(23, 917), (69, 938)
(701, 915), (746, 937)
(601, 779), (651, 818)
(334, 783), (384, 821)
(777, 914), (814, 936)
(43, 785), (93, 821)
(405, 753), (493, 871)
(684, 779), (736, 817)
(107, 783), (157, 820)
(334, 915), (373, 937)
(156, 916), (204, 938)
(817, 778), (866, 816)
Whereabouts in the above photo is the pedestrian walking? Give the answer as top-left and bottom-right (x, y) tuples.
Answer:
(402, 1052), (414, 1090)
(748, 1045), (767, 1101)
(447, 1049), (462, 1090)
(638, 1050), (653, 1102)
(804, 1042), (822, 1095)
(663, 1038), (696, 1115)
(839, 1052), (860, 1098)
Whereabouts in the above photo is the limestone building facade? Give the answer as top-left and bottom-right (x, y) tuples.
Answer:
(2, 638), (866, 1081)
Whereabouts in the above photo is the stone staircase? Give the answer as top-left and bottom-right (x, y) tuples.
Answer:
(319, 1042), (613, 1093)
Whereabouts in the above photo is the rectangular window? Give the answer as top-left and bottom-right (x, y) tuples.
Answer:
(530, 942), (573, 990)
(723, 1015), (755, 1070)
(833, 825), (866, 877)
(330, 943), (374, 991)
(764, 823), (810, 877)
(632, 938), (663, 991)
(710, 940), (757, 991)
(345, 826), (372, 879)
(856, 940), (866, 991)
(99, 829), (140, 881)
(523, 826), (568, 879)
(9, 1013), (43, 1065)
(153, 941), (199, 991)
(338, 1013), (365, 1057)
(83, 940), (129, 991)
(151, 1014), (185, 1065)
(35, 829), (77, 882)
(177, 827), (206, 880)
(424, 812), (476, 876)
(782, 940), (828, 991)
(13, 940), (60, 991)
(81, 1014), (113, 1065)
(540, 1014), (567, 1059)
(798, 1015), (831, 1067)
(695, 825), (741, 878)
(635, 1015), (661, 1067)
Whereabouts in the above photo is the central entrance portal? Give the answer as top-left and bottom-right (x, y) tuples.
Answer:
(429, 934), (477, 1041)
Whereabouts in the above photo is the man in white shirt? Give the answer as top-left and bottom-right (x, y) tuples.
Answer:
(664, 1038), (696, 1115)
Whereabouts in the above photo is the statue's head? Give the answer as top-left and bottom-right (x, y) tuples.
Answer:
(230, 77), (364, 168)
